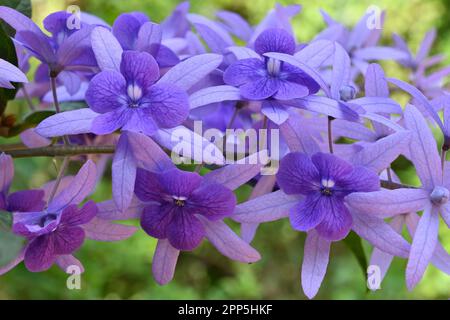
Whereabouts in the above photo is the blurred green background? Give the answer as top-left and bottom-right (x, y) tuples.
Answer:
(0, 0), (449, 299)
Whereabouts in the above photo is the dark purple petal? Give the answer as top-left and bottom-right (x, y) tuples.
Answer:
(112, 12), (149, 50)
(223, 58), (266, 86)
(15, 30), (56, 64)
(122, 109), (159, 136)
(60, 201), (97, 227)
(289, 193), (327, 231)
(240, 76), (280, 100)
(86, 70), (127, 113)
(311, 152), (353, 182)
(120, 51), (159, 89)
(7, 190), (45, 212)
(275, 63), (320, 99)
(24, 235), (56, 272)
(254, 28), (296, 55)
(315, 198), (352, 241)
(187, 183), (236, 220)
(336, 166), (380, 195)
(134, 169), (166, 202)
(155, 44), (179, 67)
(52, 226), (85, 255)
(167, 211), (205, 251)
(140, 203), (174, 239)
(91, 108), (129, 135)
(141, 83), (189, 128)
(277, 153), (320, 195)
(159, 169), (202, 198)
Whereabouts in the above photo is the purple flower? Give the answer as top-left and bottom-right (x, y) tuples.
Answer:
(0, 58), (28, 89)
(135, 168), (236, 250)
(112, 12), (179, 67)
(224, 28), (319, 101)
(13, 201), (97, 272)
(346, 105), (450, 289)
(0, 153), (45, 214)
(86, 50), (189, 136)
(276, 152), (379, 241)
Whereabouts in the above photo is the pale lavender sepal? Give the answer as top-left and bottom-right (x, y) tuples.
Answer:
(350, 97), (402, 114)
(152, 239), (180, 285)
(0, 58), (28, 84)
(82, 217), (138, 241)
(389, 78), (445, 133)
(203, 151), (267, 190)
(189, 85), (241, 110)
(331, 42), (351, 100)
(346, 188), (429, 218)
(294, 40), (334, 69)
(279, 113), (321, 155)
(96, 197), (145, 220)
(154, 126), (225, 165)
(55, 255), (85, 274)
(301, 230), (330, 299)
(353, 47), (409, 61)
(225, 46), (261, 60)
(20, 129), (51, 148)
(232, 190), (302, 223)
(405, 205), (439, 290)
(368, 215), (405, 287)
(351, 131), (411, 173)
(126, 131), (174, 172)
(91, 26), (123, 72)
(158, 53), (223, 91)
(112, 133), (137, 212)
(0, 153), (14, 194)
(48, 160), (97, 212)
(351, 210), (410, 258)
(198, 216), (261, 263)
(35, 109), (99, 137)
(216, 11), (253, 41)
(405, 212), (450, 275)
(404, 104), (442, 190)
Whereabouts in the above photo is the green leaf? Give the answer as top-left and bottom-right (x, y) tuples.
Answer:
(60, 101), (88, 111)
(7, 110), (56, 136)
(0, 211), (24, 268)
(0, 0), (31, 20)
(343, 231), (368, 278)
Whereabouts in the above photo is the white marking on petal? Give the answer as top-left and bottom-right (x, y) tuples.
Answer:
(321, 179), (335, 188)
(127, 84), (142, 101)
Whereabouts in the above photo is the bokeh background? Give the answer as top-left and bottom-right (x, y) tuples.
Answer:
(0, 0), (449, 299)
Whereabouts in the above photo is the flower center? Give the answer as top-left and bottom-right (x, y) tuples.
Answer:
(266, 57), (282, 77)
(339, 85), (356, 102)
(320, 179), (335, 196)
(430, 186), (449, 205)
(38, 213), (58, 228)
(127, 84), (143, 107)
(173, 195), (187, 207)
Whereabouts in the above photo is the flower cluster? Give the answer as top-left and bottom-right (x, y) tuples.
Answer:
(0, 2), (449, 299)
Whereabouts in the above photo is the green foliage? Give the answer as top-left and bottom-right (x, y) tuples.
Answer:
(6, 110), (55, 137)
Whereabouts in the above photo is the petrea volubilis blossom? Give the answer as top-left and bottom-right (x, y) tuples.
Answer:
(224, 28), (320, 101)
(86, 50), (189, 136)
(277, 152), (380, 240)
(135, 168), (236, 250)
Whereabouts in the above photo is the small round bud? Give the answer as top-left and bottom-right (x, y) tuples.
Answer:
(430, 186), (449, 205)
(339, 85), (356, 102)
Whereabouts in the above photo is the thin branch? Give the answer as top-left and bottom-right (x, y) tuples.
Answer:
(327, 116), (334, 154)
(0, 145), (115, 158)
(380, 179), (416, 190)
